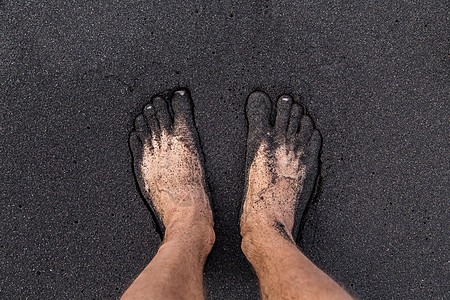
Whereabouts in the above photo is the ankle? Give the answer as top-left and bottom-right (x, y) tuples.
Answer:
(241, 214), (293, 240)
(241, 220), (296, 259)
(165, 204), (213, 229)
(164, 218), (215, 253)
(241, 222), (273, 254)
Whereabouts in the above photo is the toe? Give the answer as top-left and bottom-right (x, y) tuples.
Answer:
(152, 96), (173, 133)
(306, 129), (322, 158)
(293, 129), (321, 240)
(296, 115), (314, 150)
(134, 114), (151, 141)
(143, 101), (161, 139)
(287, 103), (303, 139)
(246, 91), (271, 136)
(275, 95), (293, 137)
(129, 131), (143, 159)
(171, 89), (196, 131)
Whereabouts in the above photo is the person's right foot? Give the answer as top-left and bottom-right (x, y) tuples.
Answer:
(241, 91), (322, 243)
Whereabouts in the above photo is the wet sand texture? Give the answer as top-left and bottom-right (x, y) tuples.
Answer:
(1, 1), (448, 299)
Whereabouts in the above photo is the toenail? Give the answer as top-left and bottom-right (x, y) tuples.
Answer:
(145, 105), (152, 110)
(175, 90), (185, 96)
(281, 96), (290, 102)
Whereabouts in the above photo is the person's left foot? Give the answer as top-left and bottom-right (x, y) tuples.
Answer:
(129, 89), (213, 236)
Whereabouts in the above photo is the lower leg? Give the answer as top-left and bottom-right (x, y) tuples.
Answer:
(121, 214), (214, 300)
(241, 223), (352, 300)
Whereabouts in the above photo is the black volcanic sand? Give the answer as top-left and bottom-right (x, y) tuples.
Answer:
(1, 1), (448, 299)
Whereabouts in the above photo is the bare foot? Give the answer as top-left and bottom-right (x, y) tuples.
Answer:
(129, 89), (213, 237)
(241, 91), (321, 243)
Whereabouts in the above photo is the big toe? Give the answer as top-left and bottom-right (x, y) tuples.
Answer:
(171, 88), (196, 132)
(143, 101), (160, 139)
(246, 91), (271, 136)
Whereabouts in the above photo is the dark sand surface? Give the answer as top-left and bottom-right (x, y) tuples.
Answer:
(1, 1), (448, 299)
